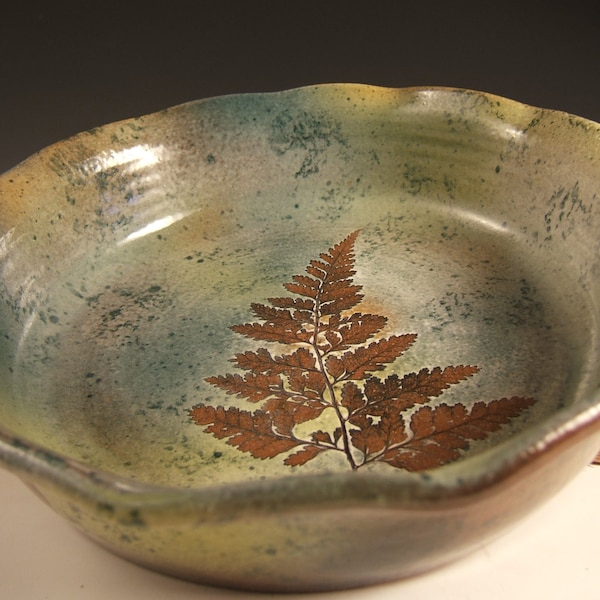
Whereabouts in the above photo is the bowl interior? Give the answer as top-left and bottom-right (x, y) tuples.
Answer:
(1, 85), (598, 489)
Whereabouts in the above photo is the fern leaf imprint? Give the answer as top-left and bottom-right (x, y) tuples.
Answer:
(188, 231), (535, 471)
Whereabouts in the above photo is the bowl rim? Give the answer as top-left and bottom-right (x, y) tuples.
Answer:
(1, 396), (600, 521)
(3, 82), (600, 177)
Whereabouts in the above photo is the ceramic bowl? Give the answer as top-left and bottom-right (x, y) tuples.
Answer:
(1, 84), (600, 592)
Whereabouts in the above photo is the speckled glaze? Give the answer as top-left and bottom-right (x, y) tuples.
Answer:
(1, 85), (600, 592)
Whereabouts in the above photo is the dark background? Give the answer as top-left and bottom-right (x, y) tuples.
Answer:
(1, 2), (598, 174)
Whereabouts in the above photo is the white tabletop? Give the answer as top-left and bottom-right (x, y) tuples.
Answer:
(0, 463), (598, 599)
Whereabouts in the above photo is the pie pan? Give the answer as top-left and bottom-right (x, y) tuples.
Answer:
(1, 84), (599, 592)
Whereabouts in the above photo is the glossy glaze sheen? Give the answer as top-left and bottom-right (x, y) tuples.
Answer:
(0, 85), (600, 592)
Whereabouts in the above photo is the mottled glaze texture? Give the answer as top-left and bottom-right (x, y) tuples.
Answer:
(0, 85), (600, 592)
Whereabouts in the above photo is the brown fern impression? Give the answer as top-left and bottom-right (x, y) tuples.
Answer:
(189, 231), (535, 471)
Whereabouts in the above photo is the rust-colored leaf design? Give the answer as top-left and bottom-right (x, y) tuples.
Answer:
(190, 405), (301, 459)
(189, 231), (536, 471)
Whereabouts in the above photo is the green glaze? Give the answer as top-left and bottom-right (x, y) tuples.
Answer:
(0, 85), (600, 592)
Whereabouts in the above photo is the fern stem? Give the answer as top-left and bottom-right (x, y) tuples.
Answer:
(312, 288), (358, 470)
